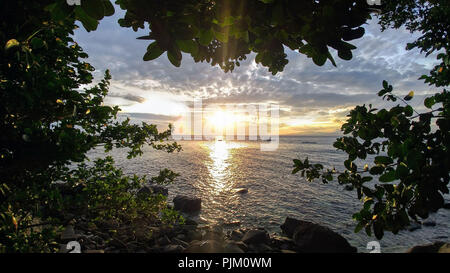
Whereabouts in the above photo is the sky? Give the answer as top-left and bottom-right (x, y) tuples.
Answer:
(73, 5), (440, 136)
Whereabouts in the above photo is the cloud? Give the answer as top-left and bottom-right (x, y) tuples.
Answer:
(109, 92), (146, 103)
(73, 5), (441, 135)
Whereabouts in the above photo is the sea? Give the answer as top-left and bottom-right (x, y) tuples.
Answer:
(87, 135), (450, 253)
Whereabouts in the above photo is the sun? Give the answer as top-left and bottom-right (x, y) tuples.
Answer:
(205, 110), (236, 134)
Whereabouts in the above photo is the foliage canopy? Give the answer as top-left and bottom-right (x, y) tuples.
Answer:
(293, 0), (449, 239)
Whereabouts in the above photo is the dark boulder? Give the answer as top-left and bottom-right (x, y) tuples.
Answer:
(281, 217), (357, 253)
(242, 229), (269, 245)
(406, 241), (446, 253)
(184, 240), (224, 253)
(173, 195), (202, 213)
(223, 242), (245, 253)
(280, 217), (314, 238)
(163, 244), (185, 253)
(423, 220), (436, 227)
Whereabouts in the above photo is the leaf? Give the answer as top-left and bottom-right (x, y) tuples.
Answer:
(74, 6), (99, 31)
(424, 97), (435, 109)
(5, 39), (19, 50)
(143, 42), (164, 61)
(354, 222), (364, 233)
(31, 37), (44, 49)
(373, 220), (384, 240)
(102, 0), (115, 16)
(81, 0), (105, 20)
(379, 170), (396, 183)
(214, 31), (229, 43)
(404, 105), (413, 117)
(312, 53), (327, 66)
(199, 29), (213, 46)
(374, 156), (393, 165)
(12, 215), (17, 230)
(337, 49), (352, 60)
(382, 80), (388, 89)
(167, 51), (181, 67)
(404, 91), (414, 101)
(176, 40), (198, 54)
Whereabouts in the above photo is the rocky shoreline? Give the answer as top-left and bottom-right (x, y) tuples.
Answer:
(59, 187), (450, 253)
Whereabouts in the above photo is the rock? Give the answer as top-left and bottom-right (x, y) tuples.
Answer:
(223, 242), (245, 253)
(173, 195), (201, 213)
(176, 233), (187, 241)
(249, 243), (273, 253)
(60, 225), (79, 242)
(172, 237), (189, 248)
(157, 235), (171, 246)
(59, 244), (70, 253)
(280, 217), (314, 238)
(443, 203), (450, 209)
(242, 229), (269, 245)
(293, 224), (357, 253)
(423, 220), (436, 227)
(270, 235), (295, 249)
(234, 241), (249, 252)
(211, 225), (224, 234)
(281, 217), (356, 253)
(203, 230), (224, 241)
(184, 240), (224, 253)
(137, 185), (168, 197)
(406, 242), (446, 253)
(84, 250), (104, 254)
(438, 243), (450, 253)
(235, 188), (248, 194)
(163, 244), (185, 253)
(281, 249), (297, 254)
(229, 230), (244, 241)
(186, 230), (202, 242)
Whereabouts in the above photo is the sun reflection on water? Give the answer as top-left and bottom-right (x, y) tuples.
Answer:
(204, 139), (245, 196)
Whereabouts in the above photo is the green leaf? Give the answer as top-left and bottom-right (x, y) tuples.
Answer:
(214, 31), (229, 43)
(143, 42), (164, 61)
(396, 162), (409, 178)
(176, 40), (198, 54)
(102, 0), (115, 16)
(354, 222), (364, 233)
(404, 105), (413, 117)
(373, 220), (384, 240)
(31, 37), (44, 49)
(312, 53), (327, 66)
(81, 0), (105, 20)
(424, 97), (435, 108)
(382, 80), (388, 89)
(167, 51), (181, 67)
(199, 29), (213, 46)
(337, 49), (352, 60)
(75, 6), (99, 31)
(379, 170), (396, 183)
(374, 156), (393, 165)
